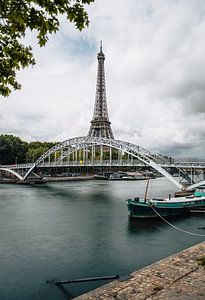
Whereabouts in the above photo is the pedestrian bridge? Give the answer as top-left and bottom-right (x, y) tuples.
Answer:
(1, 136), (205, 191)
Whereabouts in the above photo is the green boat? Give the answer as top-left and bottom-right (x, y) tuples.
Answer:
(126, 194), (205, 219)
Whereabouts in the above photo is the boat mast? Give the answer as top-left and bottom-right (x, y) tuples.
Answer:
(144, 179), (150, 202)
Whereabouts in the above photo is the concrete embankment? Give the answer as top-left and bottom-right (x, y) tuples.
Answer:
(0, 175), (95, 184)
(74, 241), (205, 300)
(42, 175), (94, 182)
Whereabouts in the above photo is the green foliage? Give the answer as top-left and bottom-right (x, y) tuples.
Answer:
(26, 141), (56, 162)
(0, 134), (28, 164)
(0, 0), (94, 96)
(0, 134), (57, 164)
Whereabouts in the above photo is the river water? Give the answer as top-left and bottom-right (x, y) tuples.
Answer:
(0, 178), (204, 300)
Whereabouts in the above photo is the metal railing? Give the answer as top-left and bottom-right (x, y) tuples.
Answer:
(2, 160), (205, 169)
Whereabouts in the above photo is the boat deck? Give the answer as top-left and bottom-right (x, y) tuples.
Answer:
(150, 195), (205, 204)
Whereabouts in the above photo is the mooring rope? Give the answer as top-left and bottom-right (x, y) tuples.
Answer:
(148, 202), (205, 237)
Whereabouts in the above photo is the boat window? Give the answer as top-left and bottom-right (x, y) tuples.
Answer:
(152, 198), (164, 201)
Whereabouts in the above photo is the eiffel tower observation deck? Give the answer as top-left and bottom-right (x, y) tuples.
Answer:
(88, 42), (114, 139)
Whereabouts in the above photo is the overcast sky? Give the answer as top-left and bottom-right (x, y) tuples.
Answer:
(1, 0), (205, 159)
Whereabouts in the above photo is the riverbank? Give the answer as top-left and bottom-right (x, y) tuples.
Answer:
(74, 241), (205, 299)
(0, 175), (95, 184)
(42, 175), (94, 182)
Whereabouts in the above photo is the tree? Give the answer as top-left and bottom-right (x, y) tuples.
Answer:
(0, 0), (94, 97)
(0, 135), (58, 164)
(26, 141), (57, 162)
(0, 134), (28, 164)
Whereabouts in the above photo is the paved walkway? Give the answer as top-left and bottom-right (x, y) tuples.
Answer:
(74, 241), (205, 300)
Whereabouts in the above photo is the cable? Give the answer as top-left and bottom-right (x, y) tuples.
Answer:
(148, 202), (205, 237)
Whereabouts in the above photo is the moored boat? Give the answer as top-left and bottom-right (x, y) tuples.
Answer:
(126, 195), (205, 219)
(108, 173), (148, 180)
(94, 172), (149, 181)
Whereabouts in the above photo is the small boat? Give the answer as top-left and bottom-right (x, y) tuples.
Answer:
(94, 172), (149, 181)
(108, 173), (145, 180)
(108, 172), (149, 181)
(94, 172), (113, 180)
(126, 180), (205, 219)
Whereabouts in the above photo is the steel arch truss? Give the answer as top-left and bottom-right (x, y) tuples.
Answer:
(0, 167), (24, 181)
(22, 136), (184, 189)
(34, 136), (167, 166)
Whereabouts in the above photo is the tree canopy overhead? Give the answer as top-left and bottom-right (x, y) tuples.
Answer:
(0, 0), (94, 97)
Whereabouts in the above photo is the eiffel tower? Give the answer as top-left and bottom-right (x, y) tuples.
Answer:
(88, 42), (114, 139)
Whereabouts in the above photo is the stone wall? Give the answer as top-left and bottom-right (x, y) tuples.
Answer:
(74, 241), (205, 300)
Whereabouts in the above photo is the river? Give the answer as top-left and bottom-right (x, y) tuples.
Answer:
(0, 178), (204, 300)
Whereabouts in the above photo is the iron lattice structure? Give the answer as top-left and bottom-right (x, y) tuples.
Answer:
(2, 43), (205, 191)
(88, 42), (114, 139)
(2, 136), (205, 190)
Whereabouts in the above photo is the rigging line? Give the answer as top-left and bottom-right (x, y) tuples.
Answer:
(148, 202), (205, 237)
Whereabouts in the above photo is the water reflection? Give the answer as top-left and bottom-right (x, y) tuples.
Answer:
(55, 284), (74, 300)
(0, 178), (204, 300)
(128, 217), (166, 233)
(33, 183), (78, 199)
(128, 213), (205, 236)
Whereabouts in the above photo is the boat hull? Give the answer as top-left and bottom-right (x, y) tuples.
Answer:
(127, 189), (205, 219)
(127, 201), (190, 218)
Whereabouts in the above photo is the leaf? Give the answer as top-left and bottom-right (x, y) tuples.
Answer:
(0, 0), (95, 96)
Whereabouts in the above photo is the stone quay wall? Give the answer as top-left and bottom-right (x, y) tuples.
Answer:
(75, 241), (205, 300)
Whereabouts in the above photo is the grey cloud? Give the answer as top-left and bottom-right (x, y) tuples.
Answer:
(184, 92), (205, 114)
(154, 142), (194, 157)
(1, 0), (205, 159)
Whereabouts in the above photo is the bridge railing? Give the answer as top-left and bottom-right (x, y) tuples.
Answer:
(0, 160), (147, 169)
(0, 163), (34, 169)
(2, 160), (205, 170)
(37, 160), (147, 167)
(161, 162), (205, 167)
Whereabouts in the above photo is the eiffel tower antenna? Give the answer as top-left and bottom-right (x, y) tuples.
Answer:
(88, 42), (114, 139)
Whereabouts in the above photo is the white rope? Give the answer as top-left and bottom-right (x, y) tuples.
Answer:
(148, 202), (205, 237)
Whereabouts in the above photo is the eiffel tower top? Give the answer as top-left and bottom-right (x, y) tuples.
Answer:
(87, 42), (114, 139)
(98, 40), (104, 57)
